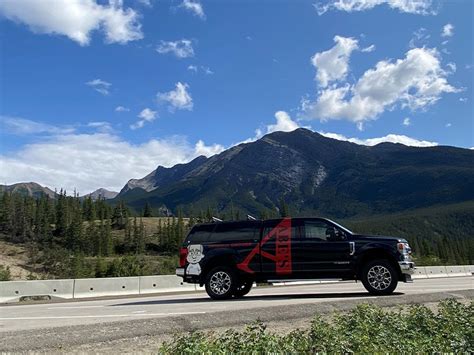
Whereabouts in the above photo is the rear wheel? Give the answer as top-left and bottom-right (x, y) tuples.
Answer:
(205, 266), (236, 300)
(361, 259), (398, 295)
(233, 280), (253, 298)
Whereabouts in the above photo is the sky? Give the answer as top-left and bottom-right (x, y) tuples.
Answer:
(0, 0), (473, 194)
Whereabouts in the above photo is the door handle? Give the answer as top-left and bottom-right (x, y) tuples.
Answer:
(349, 242), (355, 255)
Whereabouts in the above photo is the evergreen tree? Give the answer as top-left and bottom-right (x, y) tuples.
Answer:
(111, 201), (129, 229)
(278, 197), (289, 217)
(143, 202), (152, 217)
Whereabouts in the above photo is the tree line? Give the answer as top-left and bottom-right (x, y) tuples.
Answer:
(0, 191), (472, 281)
(0, 191), (192, 280)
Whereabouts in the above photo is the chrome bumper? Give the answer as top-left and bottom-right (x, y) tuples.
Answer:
(399, 261), (415, 274)
(176, 267), (184, 277)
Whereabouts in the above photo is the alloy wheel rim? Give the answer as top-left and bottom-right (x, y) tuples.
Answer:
(367, 265), (392, 290)
(210, 271), (232, 295)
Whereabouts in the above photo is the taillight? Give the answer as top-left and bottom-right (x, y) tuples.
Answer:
(179, 247), (188, 267)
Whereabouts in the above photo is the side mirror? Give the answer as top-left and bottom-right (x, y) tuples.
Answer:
(326, 227), (345, 241)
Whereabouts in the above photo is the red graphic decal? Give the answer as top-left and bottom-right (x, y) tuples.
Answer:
(237, 218), (292, 275)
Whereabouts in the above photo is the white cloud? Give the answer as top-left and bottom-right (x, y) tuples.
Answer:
(130, 108), (157, 130)
(156, 39), (194, 58)
(115, 105), (130, 112)
(138, 108), (157, 121)
(319, 131), (438, 147)
(459, 97), (467, 103)
(445, 122), (452, 128)
(87, 121), (114, 133)
(195, 140), (225, 156)
(408, 28), (430, 49)
(1, 116), (75, 135)
(311, 35), (359, 87)
(187, 65), (213, 74)
(0, 0), (142, 46)
(202, 66), (214, 75)
(402, 117), (411, 126)
(302, 47), (459, 127)
(179, 0), (205, 19)
(315, 0), (437, 16)
(361, 44), (376, 53)
(86, 79), (112, 95)
(137, 0), (152, 7)
(445, 62), (456, 75)
(441, 23), (454, 38)
(157, 82), (193, 112)
(0, 133), (223, 194)
(266, 111), (300, 134)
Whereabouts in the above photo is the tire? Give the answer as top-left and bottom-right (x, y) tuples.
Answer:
(205, 266), (236, 300)
(361, 259), (398, 295)
(233, 280), (253, 298)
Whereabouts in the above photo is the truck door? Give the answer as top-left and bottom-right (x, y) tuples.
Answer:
(258, 218), (301, 278)
(293, 218), (352, 276)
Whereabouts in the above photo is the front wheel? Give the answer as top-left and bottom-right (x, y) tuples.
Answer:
(361, 259), (398, 295)
(205, 266), (236, 300)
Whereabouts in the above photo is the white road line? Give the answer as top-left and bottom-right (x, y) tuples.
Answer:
(0, 311), (206, 320)
(47, 306), (105, 309)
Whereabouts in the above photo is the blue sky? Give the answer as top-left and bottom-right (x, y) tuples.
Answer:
(0, 0), (473, 193)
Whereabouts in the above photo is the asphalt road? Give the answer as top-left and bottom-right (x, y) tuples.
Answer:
(1, 277), (472, 333)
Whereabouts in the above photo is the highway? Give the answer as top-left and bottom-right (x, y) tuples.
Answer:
(1, 277), (472, 352)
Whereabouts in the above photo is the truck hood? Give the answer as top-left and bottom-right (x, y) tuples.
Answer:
(352, 234), (407, 243)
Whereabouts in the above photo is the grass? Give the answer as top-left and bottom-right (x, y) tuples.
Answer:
(160, 299), (473, 354)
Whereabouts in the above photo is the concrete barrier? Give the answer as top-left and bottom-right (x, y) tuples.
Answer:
(411, 267), (428, 279)
(464, 265), (474, 274)
(424, 266), (448, 278)
(445, 265), (471, 277)
(0, 279), (74, 303)
(1, 265), (472, 303)
(139, 275), (195, 294)
(73, 277), (140, 299)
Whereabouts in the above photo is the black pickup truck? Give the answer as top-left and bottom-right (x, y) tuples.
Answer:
(176, 217), (414, 300)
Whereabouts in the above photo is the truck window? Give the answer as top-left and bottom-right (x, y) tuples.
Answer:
(303, 220), (334, 241)
(186, 224), (215, 243)
(212, 221), (259, 242)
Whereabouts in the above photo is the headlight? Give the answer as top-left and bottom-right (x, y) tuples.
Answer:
(397, 242), (411, 255)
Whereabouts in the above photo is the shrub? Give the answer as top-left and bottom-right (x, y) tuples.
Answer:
(0, 265), (11, 281)
(160, 299), (473, 354)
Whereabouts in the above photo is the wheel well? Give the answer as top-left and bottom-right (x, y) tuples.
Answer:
(356, 249), (401, 279)
(199, 254), (236, 285)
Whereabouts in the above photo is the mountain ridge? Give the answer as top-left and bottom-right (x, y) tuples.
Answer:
(114, 128), (474, 218)
(0, 182), (56, 198)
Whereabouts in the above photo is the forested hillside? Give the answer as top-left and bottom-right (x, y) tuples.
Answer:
(344, 201), (474, 265)
(0, 191), (193, 280)
(0, 190), (472, 280)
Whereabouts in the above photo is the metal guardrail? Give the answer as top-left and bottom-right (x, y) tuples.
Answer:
(0, 265), (472, 303)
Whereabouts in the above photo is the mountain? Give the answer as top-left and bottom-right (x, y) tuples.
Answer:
(83, 188), (119, 200)
(119, 156), (208, 195)
(116, 128), (474, 218)
(0, 182), (56, 198)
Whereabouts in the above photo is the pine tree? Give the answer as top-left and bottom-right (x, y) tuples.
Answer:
(143, 202), (152, 217)
(278, 197), (289, 218)
(111, 201), (129, 229)
(82, 196), (96, 221)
